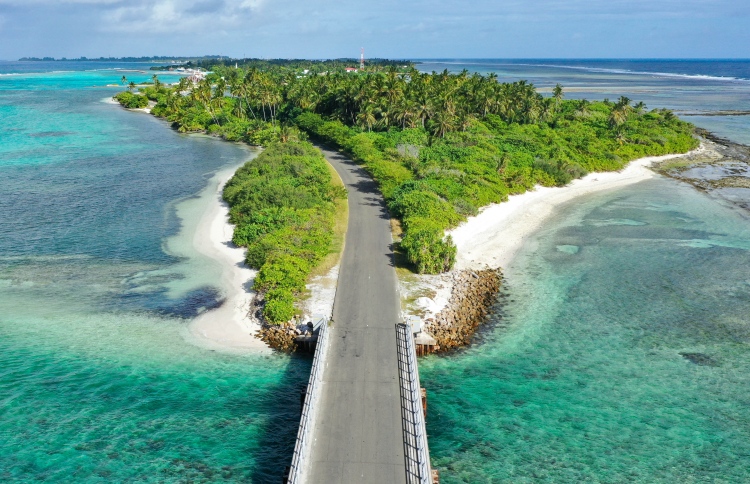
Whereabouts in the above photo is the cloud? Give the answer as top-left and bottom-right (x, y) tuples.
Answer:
(0, 0), (748, 59)
(98, 0), (266, 33)
(0, 0), (122, 4)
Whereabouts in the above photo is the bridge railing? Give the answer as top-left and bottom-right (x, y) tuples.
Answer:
(286, 319), (330, 484)
(395, 323), (432, 484)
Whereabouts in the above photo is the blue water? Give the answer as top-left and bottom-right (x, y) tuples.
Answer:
(3, 60), (750, 482)
(0, 63), (308, 482)
(422, 178), (750, 482)
(416, 60), (750, 482)
(418, 59), (750, 144)
(0, 59), (171, 74)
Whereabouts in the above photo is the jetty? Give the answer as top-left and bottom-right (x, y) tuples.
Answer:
(284, 147), (436, 483)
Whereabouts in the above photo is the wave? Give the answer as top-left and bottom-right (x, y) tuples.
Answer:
(519, 63), (750, 83)
(0, 70), (75, 76)
(417, 60), (750, 83)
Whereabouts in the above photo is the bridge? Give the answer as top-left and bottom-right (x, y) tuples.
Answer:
(285, 147), (434, 483)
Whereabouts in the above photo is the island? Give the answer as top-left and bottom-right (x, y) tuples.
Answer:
(113, 57), (698, 351)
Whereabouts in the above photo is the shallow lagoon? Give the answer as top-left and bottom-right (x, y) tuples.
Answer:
(422, 177), (750, 482)
(0, 66), (307, 482)
(3, 60), (750, 482)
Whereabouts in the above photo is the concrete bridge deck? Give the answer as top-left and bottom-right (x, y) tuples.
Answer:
(304, 146), (407, 483)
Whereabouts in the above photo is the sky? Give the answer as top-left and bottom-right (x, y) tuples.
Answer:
(0, 0), (749, 60)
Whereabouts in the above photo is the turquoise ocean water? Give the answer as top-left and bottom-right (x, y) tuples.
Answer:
(416, 60), (750, 482)
(422, 179), (750, 482)
(0, 63), (308, 482)
(2, 60), (750, 482)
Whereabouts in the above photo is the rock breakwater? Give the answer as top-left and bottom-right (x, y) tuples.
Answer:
(423, 268), (503, 351)
(250, 293), (298, 351)
(256, 323), (297, 352)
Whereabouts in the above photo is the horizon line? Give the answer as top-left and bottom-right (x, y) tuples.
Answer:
(5, 56), (750, 62)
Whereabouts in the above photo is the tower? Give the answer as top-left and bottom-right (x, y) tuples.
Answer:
(360, 48), (365, 70)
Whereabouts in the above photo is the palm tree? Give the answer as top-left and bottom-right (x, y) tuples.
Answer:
(177, 77), (190, 93)
(457, 113), (474, 132)
(431, 109), (456, 137)
(194, 78), (219, 125)
(609, 106), (628, 133)
(552, 84), (564, 102)
(539, 98), (554, 123)
(413, 95), (432, 129)
(395, 98), (417, 129)
(279, 125), (300, 143)
(128, 81), (136, 92)
(551, 83), (564, 116)
(616, 96), (632, 109)
(356, 103), (377, 131)
(574, 100), (591, 118)
(120, 75), (127, 86)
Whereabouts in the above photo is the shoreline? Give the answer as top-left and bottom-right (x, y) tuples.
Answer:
(450, 144), (707, 272)
(103, 96), (270, 353)
(183, 165), (272, 355)
(106, 97), (343, 354)
(103, 95), (153, 114)
(404, 144), (709, 329)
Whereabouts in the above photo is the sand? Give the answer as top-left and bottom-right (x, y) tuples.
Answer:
(105, 98), (269, 353)
(402, 145), (708, 318)
(185, 168), (272, 354)
(450, 145), (706, 271)
(301, 265), (340, 321)
(185, 165), (341, 353)
(101, 96), (153, 113)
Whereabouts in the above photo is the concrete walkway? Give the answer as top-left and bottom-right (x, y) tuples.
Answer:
(306, 146), (406, 483)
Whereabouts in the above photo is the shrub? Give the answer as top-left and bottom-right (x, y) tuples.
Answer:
(113, 91), (149, 109)
(255, 254), (310, 293)
(223, 141), (344, 323)
(399, 218), (457, 274)
(263, 288), (296, 324)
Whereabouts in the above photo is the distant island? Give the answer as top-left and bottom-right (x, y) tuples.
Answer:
(18, 55), (225, 63)
(17, 55), (414, 71)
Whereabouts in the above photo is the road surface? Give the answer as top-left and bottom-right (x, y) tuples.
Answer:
(306, 146), (406, 483)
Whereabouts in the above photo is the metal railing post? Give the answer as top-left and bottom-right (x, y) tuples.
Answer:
(396, 323), (432, 484)
(287, 320), (330, 484)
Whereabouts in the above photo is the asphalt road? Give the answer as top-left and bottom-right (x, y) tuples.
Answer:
(306, 146), (407, 483)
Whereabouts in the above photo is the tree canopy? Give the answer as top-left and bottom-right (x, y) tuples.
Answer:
(128, 62), (697, 275)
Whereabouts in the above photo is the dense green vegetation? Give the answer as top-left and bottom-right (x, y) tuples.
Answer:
(287, 71), (697, 272)
(191, 57), (412, 73)
(124, 63), (696, 276)
(113, 91), (149, 109)
(223, 142), (345, 324)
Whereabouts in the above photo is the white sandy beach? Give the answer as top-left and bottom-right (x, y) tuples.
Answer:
(102, 96), (153, 113)
(407, 145), (707, 320)
(450, 145), (706, 271)
(107, 92), (338, 352)
(105, 98), (270, 353)
(185, 168), (272, 354)
(185, 166), (340, 352)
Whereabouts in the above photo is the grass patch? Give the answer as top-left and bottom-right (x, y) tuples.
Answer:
(390, 218), (419, 276)
(307, 159), (349, 279)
